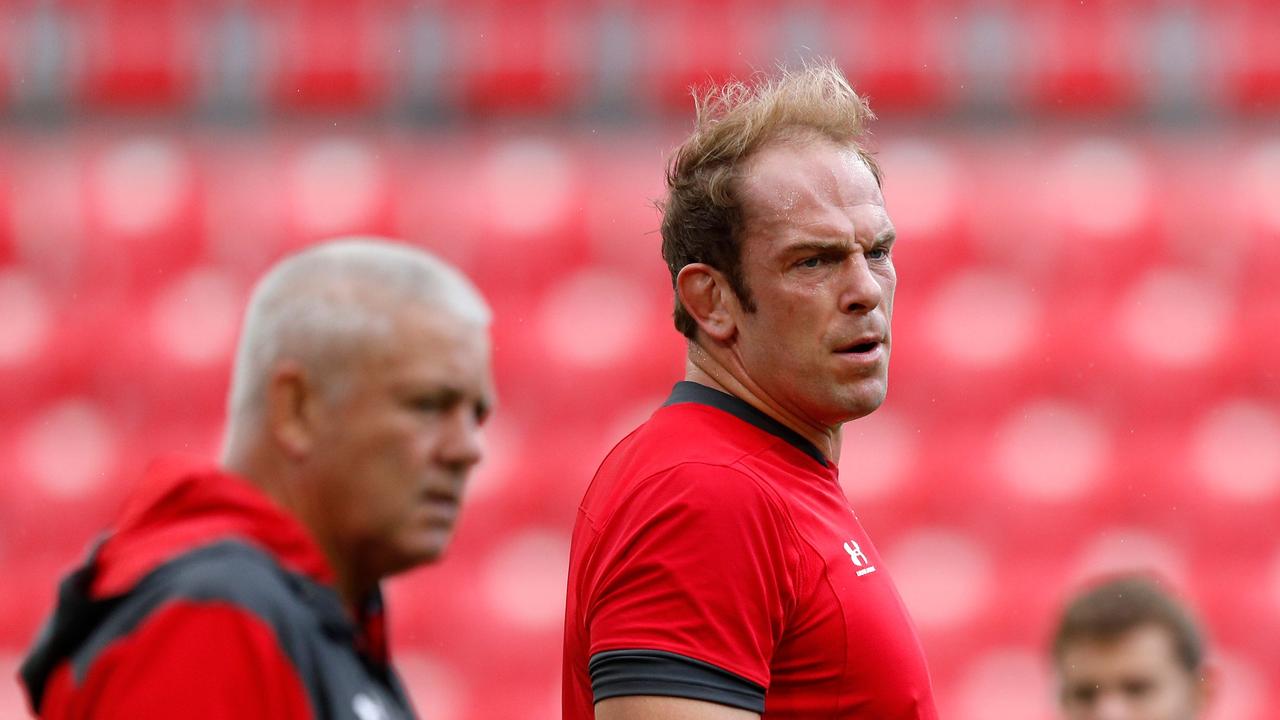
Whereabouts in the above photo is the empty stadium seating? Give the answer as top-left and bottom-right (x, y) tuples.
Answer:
(1, 1), (1277, 718)
(1, 129), (1277, 720)
(4, 0), (1280, 117)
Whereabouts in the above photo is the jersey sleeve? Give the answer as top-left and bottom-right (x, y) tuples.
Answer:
(581, 463), (800, 710)
(43, 601), (314, 719)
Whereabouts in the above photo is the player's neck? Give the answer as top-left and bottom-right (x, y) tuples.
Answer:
(685, 346), (841, 464)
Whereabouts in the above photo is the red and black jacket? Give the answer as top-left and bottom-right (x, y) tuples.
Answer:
(19, 456), (416, 720)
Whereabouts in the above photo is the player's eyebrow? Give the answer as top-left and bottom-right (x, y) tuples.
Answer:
(779, 239), (855, 258)
(782, 227), (894, 257)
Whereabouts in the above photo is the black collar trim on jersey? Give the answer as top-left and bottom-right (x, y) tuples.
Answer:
(664, 381), (830, 468)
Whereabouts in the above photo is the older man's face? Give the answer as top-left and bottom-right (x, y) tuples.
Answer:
(308, 302), (494, 581)
(1057, 625), (1208, 720)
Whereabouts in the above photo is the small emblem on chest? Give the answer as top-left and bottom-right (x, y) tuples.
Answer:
(843, 540), (877, 577)
(353, 692), (390, 720)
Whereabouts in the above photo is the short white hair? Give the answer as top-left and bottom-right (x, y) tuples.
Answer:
(224, 237), (489, 440)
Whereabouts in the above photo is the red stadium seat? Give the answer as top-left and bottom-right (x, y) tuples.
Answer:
(0, 553), (82, 649)
(1, 397), (129, 558)
(1017, 0), (1143, 113)
(0, 267), (65, 423)
(280, 135), (396, 246)
(875, 137), (970, 284)
(1185, 399), (1280, 507)
(637, 0), (779, 113)
(578, 134), (667, 271)
(450, 1), (592, 115)
(459, 136), (591, 294)
(393, 133), (598, 441)
(200, 137), (291, 270)
(944, 646), (1055, 720)
(1214, 1), (1280, 113)
(1088, 265), (1246, 423)
(1234, 140), (1280, 287)
(80, 135), (206, 290)
(72, 0), (204, 110)
(1034, 137), (1161, 286)
(1237, 290), (1280, 396)
(824, 0), (954, 113)
(262, 0), (392, 111)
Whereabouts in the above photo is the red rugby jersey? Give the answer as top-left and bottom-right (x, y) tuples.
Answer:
(563, 382), (938, 719)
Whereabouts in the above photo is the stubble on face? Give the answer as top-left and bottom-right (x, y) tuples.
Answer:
(727, 137), (897, 430)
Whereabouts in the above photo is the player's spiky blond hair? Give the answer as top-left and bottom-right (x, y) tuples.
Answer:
(660, 60), (879, 339)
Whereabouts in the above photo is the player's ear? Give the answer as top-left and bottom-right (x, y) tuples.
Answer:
(676, 262), (738, 343)
(265, 360), (321, 458)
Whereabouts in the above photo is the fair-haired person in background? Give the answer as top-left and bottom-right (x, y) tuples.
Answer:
(19, 238), (495, 720)
(563, 61), (937, 719)
(1053, 575), (1216, 720)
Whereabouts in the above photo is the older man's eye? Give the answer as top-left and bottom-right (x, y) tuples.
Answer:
(410, 397), (446, 413)
(409, 390), (461, 414)
(798, 256), (824, 269)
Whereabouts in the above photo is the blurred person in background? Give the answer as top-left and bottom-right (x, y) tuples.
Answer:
(563, 61), (937, 720)
(1053, 575), (1215, 720)
(18, 238), (494, 720)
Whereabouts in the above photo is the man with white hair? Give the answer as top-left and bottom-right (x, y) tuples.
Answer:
(20, 238), (494, 720)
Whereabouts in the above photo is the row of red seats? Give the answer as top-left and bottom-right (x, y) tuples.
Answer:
(3, 391), (1275, 557)
(1, 130), (1277, 423)
(1, 132), (1277, 288)
(1, 0), (1278, 115)
(1, 254), (1277, 431)
(1, 125), (1276, 719)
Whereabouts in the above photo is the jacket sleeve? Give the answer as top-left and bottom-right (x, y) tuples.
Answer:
(39, 601), (314, 720)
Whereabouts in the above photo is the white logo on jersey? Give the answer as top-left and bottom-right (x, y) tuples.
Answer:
(843, 540), (877, 577)
(353, 692), (389, 720)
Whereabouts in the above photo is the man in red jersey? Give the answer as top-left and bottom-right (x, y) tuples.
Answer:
(20, 238), (494, 719)
(563, 62), (938, 719)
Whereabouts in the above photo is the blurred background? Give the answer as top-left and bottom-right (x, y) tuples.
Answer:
(1, 0), (1278, 717)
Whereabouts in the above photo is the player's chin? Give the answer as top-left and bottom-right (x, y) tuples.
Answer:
(389, 530), (454, 573)
(832, 381), (889, 422)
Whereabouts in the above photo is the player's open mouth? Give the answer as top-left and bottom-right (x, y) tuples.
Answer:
(837, 336), (883, 354)
(835, 339), (884, 364)
(842, 341), (880, 354)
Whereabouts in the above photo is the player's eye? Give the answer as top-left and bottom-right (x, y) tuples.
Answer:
(867, 246), (892, 261)
(1066, 685), (1098, 705)
(1122, 679), (1153, 698)
(798, 256), (824, 269)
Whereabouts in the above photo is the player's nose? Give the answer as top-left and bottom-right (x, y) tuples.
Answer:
(436, 406), (484, 472)
(841, 254), (884, 313)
